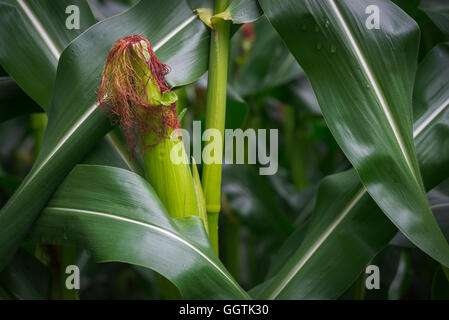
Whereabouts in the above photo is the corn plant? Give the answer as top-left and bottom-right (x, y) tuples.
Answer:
(0, 0), (448, 300)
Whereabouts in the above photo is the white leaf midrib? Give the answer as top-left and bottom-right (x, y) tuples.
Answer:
(413, 96), (449, 138)
(106, 133), (134, 170)
(267, 187), (366, 299)
(329, 0), (420, 185)
(16, 0), (61, 60)
(267, 91), (449, 298)
(267, 80), (449, 299)
(46, 206), (247, 297)
(19, 14), (197, 190)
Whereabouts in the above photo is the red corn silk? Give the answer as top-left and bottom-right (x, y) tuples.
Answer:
(97, 35), (180, 157)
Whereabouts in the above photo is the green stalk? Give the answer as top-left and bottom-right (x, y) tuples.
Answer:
(202, 0), (231, 256)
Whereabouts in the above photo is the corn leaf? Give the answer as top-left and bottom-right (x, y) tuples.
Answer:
(26, 164), (249, 300)
(420, 0), (449, 36)
(0, 249), (50, 300)
(260, 0), (449, 268)
(0, 0), (211, 270)
(0, 0), (95, 110)
(251, 40), (449, 299)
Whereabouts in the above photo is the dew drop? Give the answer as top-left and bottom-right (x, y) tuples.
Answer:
(330, 45), (337, 53)
(366, 83), (371, 89)
(316, 43), (322, 50)
(325, 20), (330, 28)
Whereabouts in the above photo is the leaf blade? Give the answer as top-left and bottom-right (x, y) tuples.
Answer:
(0, 0), (211, 270)
(27, 164), (249, 300)
(259, 0), (449, 268)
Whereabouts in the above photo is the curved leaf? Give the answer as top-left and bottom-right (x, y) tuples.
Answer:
(253, 39), (449, 299)
(260, 0), (449, 267)
(387, 250), (411, 300)
(0, 0), (95, 110)
(0, 249), (50, 300)
(26, 164), (249, 300)
(0, 0), (211, 270)
(222, 165), (294, 238)
(226, 0), (262, 24)
(413, 43), (449, 189)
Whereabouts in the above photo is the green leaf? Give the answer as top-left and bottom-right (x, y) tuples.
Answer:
(81, 130), (144, 176)
(233, 16), (303, 97)
(420, 0), (449, 36)
(431, 265), (449, 299)
(26, 164), (249, 300)
(0, 249), (50, 300)
(392, 190), (449, 248)
(160, 91), (178, 106)
(224, 0), (262, 24)
(388, 250), (411, 300)
(260, 0), (449, 267)
(0, 284), (15, 300)
(0, 77), (43, 123)
(222, 165), (294, 238)
(193, 0), (261, 26)
(413, 43), (449, 189)
(0, 0), (95, 110)
(0, 0), (211, 271)
(252, 38), (449, 300)
(254, 169), (396, 299)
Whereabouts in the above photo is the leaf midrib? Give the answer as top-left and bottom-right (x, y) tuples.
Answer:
(266, 187), (366, 299)
(328, 0), (420, 185)
(45, 206), (248, 298)
(413, 96), (449, 138)
(15, 0), (61, 60)
(266, 93), (449, 299)
(16, 13), (198, 191)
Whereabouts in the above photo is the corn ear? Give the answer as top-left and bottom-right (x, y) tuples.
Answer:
(97, 35), (201, 220)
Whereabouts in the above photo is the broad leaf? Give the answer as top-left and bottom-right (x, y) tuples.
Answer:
(0, 0), (95, 110)
(260, 0), (449, 267)
(0, 249), (50, 300)
(226, 0), (262, 24)
(222, 165), (294, 238)
(413, 43), (449, 189)
(26, 164), (249, 300)
(0, 0), (211, 270)
(252, 39), (449, 299)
